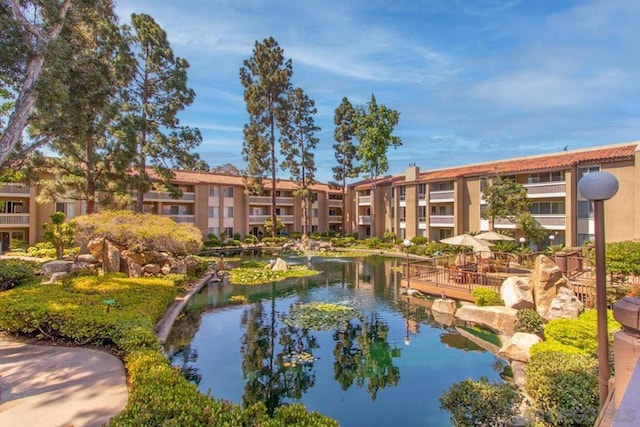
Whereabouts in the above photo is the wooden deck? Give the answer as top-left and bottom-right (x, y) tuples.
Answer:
(404, 264), (509, 302)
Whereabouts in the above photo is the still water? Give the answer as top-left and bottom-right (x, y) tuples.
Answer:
(164, 256), (507, 426)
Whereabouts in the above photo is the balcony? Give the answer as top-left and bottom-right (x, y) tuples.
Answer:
(494, 215), (566, 228)
(524, 182), (566, 198)
(143, 191), (195, 202)
(249, 214), (270, 224)
(0, 184), (30, 195)
(358, 196), (371, 206)
(249, 195), (295, 205)
(0, 213), (30, 226)
(429, 215), (454, 227)
(168, 215), (195, 223)
(328, 198), (343, 207)
(328, 215), (342, 223)
(358, 215), (371, 225)
(429, 190), (454, 202)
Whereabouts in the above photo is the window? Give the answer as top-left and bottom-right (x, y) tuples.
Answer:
(530, 202), (565, 215)
(577, 201), (593, 219)
(209, 186), (220, 197)
(433, 182), (453, 191)
(209, 207), (219, 218)
(418, 206), (427, 222)
(224, 207), (234, 218)
(223, 187), (234, 197)
(208, 227), (220, 236)
(431, 205), (452, 215)
(329, 194), (342, 200)
(577, 166), (600, 181)
(55, 202), (74, 218)
(480, 177), (488, 192)
(398, 207), (406, 221)
(527, 171), (565, 183)
(390, 206), (394, 219)
(313, 209), (319, 218)
(418, 184), (427, 200)
(329, 208), (340, 216)
(224, 227), (233, 238)
(439, 229), (452, 240)
(578, 233), (593, 246)
(399, 186), (406, 201)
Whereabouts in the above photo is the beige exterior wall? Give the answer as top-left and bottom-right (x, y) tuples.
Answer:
(602, 160), (637, 243)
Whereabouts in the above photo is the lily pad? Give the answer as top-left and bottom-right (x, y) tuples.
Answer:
(284, 302), (363, 331)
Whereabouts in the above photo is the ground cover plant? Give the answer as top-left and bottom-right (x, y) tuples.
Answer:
(0, 259), (41, 292)
(0, 273), (336, 426)
(228, 260), (318, 285)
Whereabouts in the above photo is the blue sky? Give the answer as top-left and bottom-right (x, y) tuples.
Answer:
(115, 0), (640, 183)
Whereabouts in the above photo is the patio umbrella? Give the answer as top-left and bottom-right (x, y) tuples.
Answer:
(475, 230), (515, 242)
(439, 234), (494, 252)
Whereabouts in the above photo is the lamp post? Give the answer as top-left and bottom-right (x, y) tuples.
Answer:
(403, 238), (412, 289)
(578, 171), (619, 408)
(519, 236), (526, 250)
(549, 234), (555, 247)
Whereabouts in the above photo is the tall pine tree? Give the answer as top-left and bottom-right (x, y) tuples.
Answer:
(118, 13), (201, 213)
(332, 97), (360, 236)
(239, 37), (293, 237)
(280, 87), (319, 238)
(356, 94), (401, 237)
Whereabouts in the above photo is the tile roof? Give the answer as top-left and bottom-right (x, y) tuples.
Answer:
(147, 169), (340, 193)
(351, 142), (638, 188)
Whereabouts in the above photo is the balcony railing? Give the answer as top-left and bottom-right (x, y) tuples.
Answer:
(429, 190), (454, 201)
(143, 191), (195, 202)
(495, 215), (566, 228)
(0, 213), (30, 225)
(328, 199), (343, 207)
(249, 214), (270, 224)
(524, 182), (566, 197)
(429, 215), (454, 227)
(328, 215), (342, 223)
(281, 215), (294, 224)
(249, 196), (295, 205)
(358, 196), (371, 205)
(359, 215), (371, 225)
(0, 184), (30, 195)
(168, 215), (195, 223)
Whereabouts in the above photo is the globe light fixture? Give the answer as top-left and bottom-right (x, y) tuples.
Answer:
(549, 234), (555, 247)
(519, 236), (526, 250)
(578, 171), (619, 408)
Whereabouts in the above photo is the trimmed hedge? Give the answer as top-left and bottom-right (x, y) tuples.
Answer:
(0, 273), (336, 426)
(543, 309), (620, 357)
(524, 351), (598, 426)
(0, 259), (40, 291)
(472, 288), (503, 306)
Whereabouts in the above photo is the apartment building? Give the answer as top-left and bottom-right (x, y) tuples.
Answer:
(349, 142), (640, 247)
(0, 170), (346, 253)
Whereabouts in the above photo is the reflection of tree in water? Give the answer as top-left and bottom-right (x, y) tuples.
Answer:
(165, 308), (205, 385)
(240, 294), (318, 416)
(167, 344), (202, 385)
(332, 313), (401, 400)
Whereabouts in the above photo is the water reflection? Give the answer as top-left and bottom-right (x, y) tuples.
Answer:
(164, 256), (505, 426)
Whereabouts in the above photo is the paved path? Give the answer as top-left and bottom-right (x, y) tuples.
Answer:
(0, 337), (128, 427)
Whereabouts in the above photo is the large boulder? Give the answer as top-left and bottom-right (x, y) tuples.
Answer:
(455, 305), (519, 336)
(501, 276), (534, 310)
(121, 250), (154, 266)
(142, 263), (161, 276)
(102, 239), (121, 273)
(498, 332), (542, 363)
(38, 260), (73, 276)
(432, 298), (457, 315)
(531, 255), (571, 317)
(120, 255), (142, 278)
(271, 257), (290, 271)
(544, 287), (584, 320)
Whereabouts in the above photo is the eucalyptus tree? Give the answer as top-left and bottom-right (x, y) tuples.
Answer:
(481, 175), (530, 230)
(355, 94), (401, 237)
(118, 13), (202, 213)
(332, 97), (360, 236)
(29, 1), (132, 214)
(280, 87), (319, 237)
(239, 36), (293, 237)
(211, 163), (240, 175)
(0, 0), (72, 167)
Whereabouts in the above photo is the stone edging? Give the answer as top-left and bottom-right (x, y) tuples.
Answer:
(155, 268), (216, 345)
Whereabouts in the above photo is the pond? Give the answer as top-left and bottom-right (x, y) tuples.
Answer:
(164, 255), (508, 426)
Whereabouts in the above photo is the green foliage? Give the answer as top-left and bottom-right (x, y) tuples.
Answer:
(439, 376), (522, 426)
(530, 340), (587, 357)
(514, 308), (544, 335)
(42, 212), (75, 260)
(524, 351), (598, 426)
(601, 240), (640, 276)
(73, 210), (203, 255)
(481, 176), (530, 229)
(228, 262), (318, 285)
(410, 236), (428, 245)
(382, 231), (397, 243)
(543, 309), (620, 357)
(491, 240), (519, 253)
(517, 212), (547, 246)
(203, 234), (221, 247)
(329, 236), (356, 247)
(0, 259), (40, 291)
(262, 236), (288, 246)
(26, 242), (58, 259)
(283, 302), (363, 331)
(244, 234), (259, 244)
(362, 237), (393, 249)
(264, 216), (285, 236)
(472, 288), (503, 306)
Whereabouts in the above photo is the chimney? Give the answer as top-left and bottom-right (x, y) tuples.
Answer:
(405, 163), (419, 181)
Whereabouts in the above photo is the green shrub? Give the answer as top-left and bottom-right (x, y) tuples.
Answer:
(514, 308), (544, 335)
(530, 340), (588, 358)
(26, 242), (57, 259)
(0, 259), (40, 291)
(203, 234), (221, 247)
(382, 231), (397, 243)
(73, 210), (203, 256)
(330, 236), (356, 247)
(410, 236), (428, 245)
(524, 351), (598, 426)
(544, 309), (620, 357)
(472, 288), (503, 306)
(289, 231), (303, 240)
(439, 376), (522, 426)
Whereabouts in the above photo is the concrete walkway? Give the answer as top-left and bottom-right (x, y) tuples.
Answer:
(0, 337), (128, 427)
